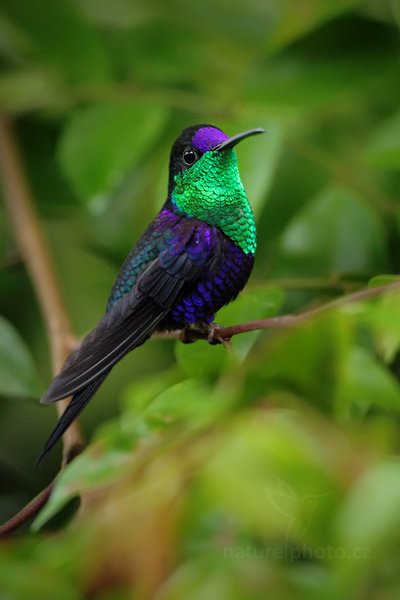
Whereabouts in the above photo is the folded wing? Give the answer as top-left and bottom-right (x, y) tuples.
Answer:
(37, 232), (205, 464)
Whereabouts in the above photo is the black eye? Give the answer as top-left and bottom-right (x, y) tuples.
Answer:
(183, 148), (197, 165)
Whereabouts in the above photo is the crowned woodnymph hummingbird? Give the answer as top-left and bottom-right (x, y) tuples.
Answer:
(37, 124), (264, 464)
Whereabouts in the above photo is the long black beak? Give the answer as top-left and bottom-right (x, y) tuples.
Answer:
(213, 127), (265, 152)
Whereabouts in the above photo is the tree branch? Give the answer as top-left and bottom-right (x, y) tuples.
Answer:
(0, 117), (84, 464)
(0, 480), (55, 537)
(153, 280), (400, 343)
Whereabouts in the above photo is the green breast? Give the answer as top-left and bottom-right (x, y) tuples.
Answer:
(171, 150), (257, 255)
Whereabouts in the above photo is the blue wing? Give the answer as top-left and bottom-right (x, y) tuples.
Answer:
(37, 219), (213, 464)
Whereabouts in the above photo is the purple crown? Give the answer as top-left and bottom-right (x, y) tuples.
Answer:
(192, 126), (228, 153)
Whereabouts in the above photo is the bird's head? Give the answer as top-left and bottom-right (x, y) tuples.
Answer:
(168, 124), (264, 254)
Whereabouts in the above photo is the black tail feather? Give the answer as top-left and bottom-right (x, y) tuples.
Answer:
(36, 372), (109, 467)
(36, 237), (204, 464)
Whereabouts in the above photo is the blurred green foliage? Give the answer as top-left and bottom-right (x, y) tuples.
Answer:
(1, 0), (400, 598)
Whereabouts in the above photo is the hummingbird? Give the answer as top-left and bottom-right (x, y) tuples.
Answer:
(37, 124), (264, 465)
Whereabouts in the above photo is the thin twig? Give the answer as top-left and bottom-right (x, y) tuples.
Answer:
(0, 117), (84, 464)
(0, 480), (55, 537)
(154, 281), (400, 343)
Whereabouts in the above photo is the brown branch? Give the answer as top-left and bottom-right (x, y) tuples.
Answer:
(154, 280), (400, 343)
(0, 480), (55, 538)
(0, 117), (85, 533)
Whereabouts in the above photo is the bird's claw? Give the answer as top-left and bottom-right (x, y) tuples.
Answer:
(180, 323), (226, 345)
(206, 324), (221, 345)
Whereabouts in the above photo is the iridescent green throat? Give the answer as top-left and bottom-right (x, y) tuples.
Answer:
(171, 150), (256, 255)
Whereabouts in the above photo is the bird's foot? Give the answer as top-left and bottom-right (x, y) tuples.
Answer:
(193, 321), (225, 345)
(180, 322), (222, 345)
(180, 322), (229, 346)
(206, 323), (223, 345)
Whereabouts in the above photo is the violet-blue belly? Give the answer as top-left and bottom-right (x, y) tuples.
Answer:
(167, 241), (254, 327)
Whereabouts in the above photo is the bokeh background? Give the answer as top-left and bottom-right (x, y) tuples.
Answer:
(1, 0), (400, 597)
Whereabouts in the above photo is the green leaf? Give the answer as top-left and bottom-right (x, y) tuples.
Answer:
(0, 70), (69, 113)
(267, 0), (359, 51)
(368, 274), (400, 288)
(257, 311), (350, 410)
(366, 288), (400, 362)
(1, 0), (111, 83)
(74, 0), (145, 29)
(337, 460), (400, 551)
(33, 449), (130, 530)
(121, 368), (181, 414)
(0, 543), (82, 600)
(365, 110), (400, 169)
(0, 206), (14, 259)
(175, 341), (232, 380)
(276, 185), (387, 277)
(334, 346), (400, 420)
(58, 101), (169, 201)
(247, 50), (398, 114)
(202, 411), (335, 538)
(0, 316), (41, 399)
(141, 379), (226, 430)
